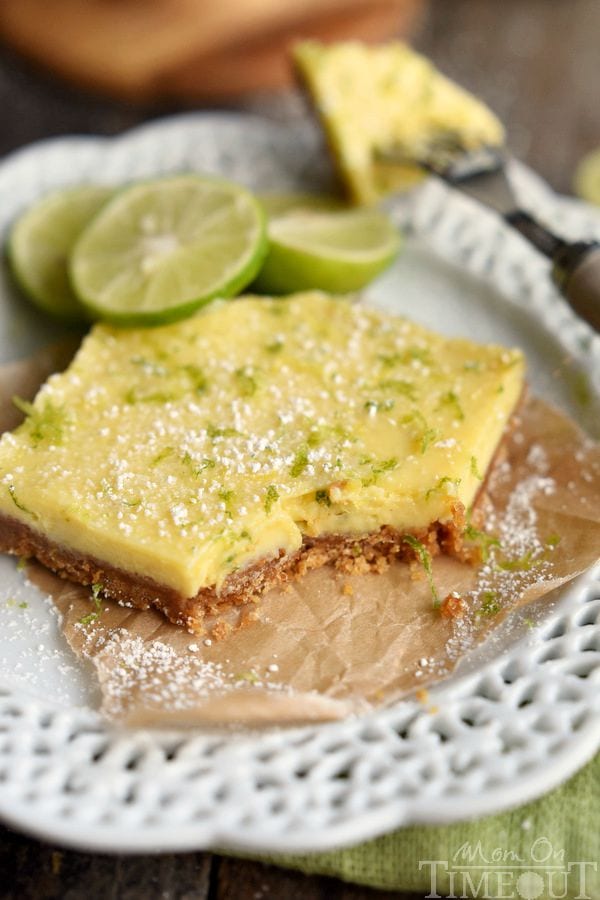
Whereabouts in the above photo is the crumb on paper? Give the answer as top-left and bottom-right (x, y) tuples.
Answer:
(211, 620), (233, 642)
(240, 607), (260, 629)
(440, 591), (467, 619)
(342, 582), (354, 596)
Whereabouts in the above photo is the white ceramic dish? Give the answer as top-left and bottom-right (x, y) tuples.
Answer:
(0, 113), (598, 853)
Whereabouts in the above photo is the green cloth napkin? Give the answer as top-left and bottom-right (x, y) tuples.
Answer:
(247, 753), (599, 898)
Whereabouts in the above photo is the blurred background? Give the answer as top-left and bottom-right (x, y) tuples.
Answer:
(0, 0), (597, 195)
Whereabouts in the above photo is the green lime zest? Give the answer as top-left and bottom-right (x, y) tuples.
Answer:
(377, 352), (402, 368)
(11, 395), (35, 417)
(426, 476), (461, 501)
(129, 356), (168, 375)
(206, 424), (241, 439)
(7, 484), (38, 519)
(400, 410), (438, 454)
(307, 427), (323, 448)
(402, 534), (440, 607)
(181, 452), (216, 477)
(151, 446), (174, 465)
(124, 387), (178, 405)
(470, 455), (483, 480)
(377, 378), (416, 400)
(218, 488), (235, 517)
(235, 367), (258, 397)
(182, 364), (208, 395)
(378, 346), (432, 368)
(405, 345), (432, 365)
(126, 361), (208, 399)
(373, 457), (398, 475)
(195, 457), (217, 473)
(496, 550), (538, 572)
(464, 523), (500, 562)
(80, 582), (104, 626)
(290, 446), (309, 478)
(437, 390), (464, 421)
(6, 598), (28, 609)
(477, 590), (501, 617)
(361, 457), (398, 487)
(315, 488), (331, 506)
(12, 395), (68, 446)
(421, 427), (439, 454)
(264, 485), (279, 514)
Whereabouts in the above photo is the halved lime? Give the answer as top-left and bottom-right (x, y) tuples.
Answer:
(574, 148), (600, 205)
(254, 207), (401, 295)
(70, 176), (268, 325)
(8, 185), (113, 322)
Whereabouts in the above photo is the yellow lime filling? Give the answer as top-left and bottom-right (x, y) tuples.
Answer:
(0, 292), (524, 597)
(294, 41), (505, 205)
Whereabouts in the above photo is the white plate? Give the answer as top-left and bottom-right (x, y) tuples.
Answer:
(0, 113), (598, 853)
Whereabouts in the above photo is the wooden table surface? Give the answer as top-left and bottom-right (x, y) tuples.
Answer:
(0, 1), (597, 897)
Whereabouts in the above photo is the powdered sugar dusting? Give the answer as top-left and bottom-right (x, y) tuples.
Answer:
(447, 441), (558, 662)
(91, 631), (287, 718)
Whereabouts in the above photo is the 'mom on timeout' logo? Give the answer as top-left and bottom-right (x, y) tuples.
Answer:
(419, 837), (597, 899)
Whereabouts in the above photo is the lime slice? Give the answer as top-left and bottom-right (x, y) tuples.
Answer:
(8, 185), (113, 321)
(254, 207), (401, 295)
(574, 148), (600, 205)
(70, 176), (268, 325)
(259, 191), (346, 217)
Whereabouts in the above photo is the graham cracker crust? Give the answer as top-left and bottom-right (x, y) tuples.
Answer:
(0, 503), (475, 634)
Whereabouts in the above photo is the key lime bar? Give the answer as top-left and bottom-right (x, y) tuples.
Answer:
(294, 41), (504, 205)
(0, 293), (524, 632)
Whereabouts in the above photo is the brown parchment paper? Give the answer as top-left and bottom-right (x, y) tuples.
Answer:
(2, 354), (599, 728)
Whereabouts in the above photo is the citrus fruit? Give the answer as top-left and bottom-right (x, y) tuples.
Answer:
(8, 184), (113, 321)
(70, 175), (267, 325)
(254, 206), (401, 295)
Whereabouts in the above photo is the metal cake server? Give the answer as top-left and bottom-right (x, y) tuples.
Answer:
(377, 138), (600, 332)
